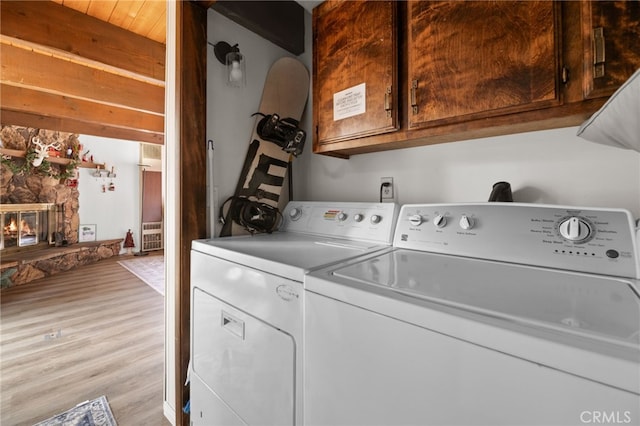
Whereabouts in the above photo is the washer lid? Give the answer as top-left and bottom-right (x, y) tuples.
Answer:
(332, 249), (640, 345)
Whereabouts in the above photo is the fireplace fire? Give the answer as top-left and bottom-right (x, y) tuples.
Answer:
(1, 204), (57, 252)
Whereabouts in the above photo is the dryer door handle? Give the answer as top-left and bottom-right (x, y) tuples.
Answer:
(221, 311), (245, 340)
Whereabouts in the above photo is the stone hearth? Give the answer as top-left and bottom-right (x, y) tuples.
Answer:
(1, 239), (123, 288)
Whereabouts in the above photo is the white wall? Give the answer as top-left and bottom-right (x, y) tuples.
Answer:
(207, 10), (308, 235)
(296, 128), (640, 217)
(207, 8), (640, 220)
(77, 135), (141, 250)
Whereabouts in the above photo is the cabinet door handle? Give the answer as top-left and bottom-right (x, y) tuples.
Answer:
(411, 80), (418, 114)
(593, 27), (605, 79)
(384, 86), (392, 117)
(561, 66), (570, 84)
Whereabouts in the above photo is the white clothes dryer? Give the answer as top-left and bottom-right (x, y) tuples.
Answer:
(190, 201), (399, 426)
(305, 203), (640, 426)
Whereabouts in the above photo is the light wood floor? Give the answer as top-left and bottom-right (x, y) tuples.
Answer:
(0, 254), (171, 426)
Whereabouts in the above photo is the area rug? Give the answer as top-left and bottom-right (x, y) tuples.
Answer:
(118, 255), (164, 296)
(33, 395), (117, 426)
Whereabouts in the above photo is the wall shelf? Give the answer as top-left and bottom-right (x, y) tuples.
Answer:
(0, 148), (104, 169)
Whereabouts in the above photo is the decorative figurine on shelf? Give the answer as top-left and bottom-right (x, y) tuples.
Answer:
(123, 229), (135, 255)
(31, 136), (61, 167)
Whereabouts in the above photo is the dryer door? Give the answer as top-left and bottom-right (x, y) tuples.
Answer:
(192, 288), (295, 425)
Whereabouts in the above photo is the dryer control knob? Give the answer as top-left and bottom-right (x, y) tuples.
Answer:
(433, 214), (447, 228)
(409, 214), (423, 226)
(289, 207), (302, 221)
(354, 214), (364, 222)
(558, 217), (592, 242)
(370, 215), (382, 224)
(459, 215), (474, 230)
(337, 212), (348, 222)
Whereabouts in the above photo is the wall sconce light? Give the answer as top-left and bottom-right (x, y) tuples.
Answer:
(213, 41), (246, 88)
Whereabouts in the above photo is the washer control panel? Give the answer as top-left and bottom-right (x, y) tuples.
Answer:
(281, 201), (399, 244)
(394, 203), (640, 278)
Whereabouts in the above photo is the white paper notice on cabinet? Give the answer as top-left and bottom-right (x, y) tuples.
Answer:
(333, 83), (366, 121)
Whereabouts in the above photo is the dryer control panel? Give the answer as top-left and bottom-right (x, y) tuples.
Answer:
(281, 201), (399, 244)
(394, 203), (640, 278)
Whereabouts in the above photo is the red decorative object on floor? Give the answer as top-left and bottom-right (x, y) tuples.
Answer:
(123, 229), (135, 255)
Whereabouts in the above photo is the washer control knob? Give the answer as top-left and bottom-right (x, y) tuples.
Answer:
(409, 214), (423, 226)
(558, 217), (592, 242)
(433, 214), (447, 228)
(459, 215), (474, 230)
(337, 212), (348, 222)
(370, 214), (382, 224)
(289, 207), (302, 221)
(354, 214), (364, 222)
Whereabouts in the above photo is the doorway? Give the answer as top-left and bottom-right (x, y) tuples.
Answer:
(140, 144), (164, 252)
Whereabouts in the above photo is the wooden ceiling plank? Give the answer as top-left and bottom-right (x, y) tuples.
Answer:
(61, 0), (90, 14)
(130, 1), (167, 43)
(86, 0), (118, 23)
(147, 8), (168, 44)
(1, 1), (165, 81)
(1, 84), (164, 134)
(108, 0), (145, 31)
(60, 0), (166, 44)
(1, 43), (164, 115)
(1, 109), (164, 145)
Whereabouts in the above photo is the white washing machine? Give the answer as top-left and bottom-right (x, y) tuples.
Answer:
(190, 201), (399, 426)
(305, 203), (640, 426)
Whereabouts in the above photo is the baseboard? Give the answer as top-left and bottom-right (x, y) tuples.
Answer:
(163, 401), (176, 425)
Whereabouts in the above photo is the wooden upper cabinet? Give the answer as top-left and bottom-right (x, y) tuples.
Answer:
(407, 1), (561, 130)
(580, 1), (640, 100)
(312, 0), (640, 158)
(313, 0), (398, 147)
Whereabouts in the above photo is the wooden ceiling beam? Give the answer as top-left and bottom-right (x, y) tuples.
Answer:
(1, 84), (164, 144)
(1, 0), (165, 81)
(1, 85), (163, 131)
(1, 110), (164, 145)
(0, 1), (166, 145)
(1, 42), (164, 115)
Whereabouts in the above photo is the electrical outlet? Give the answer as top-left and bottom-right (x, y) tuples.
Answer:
(380, 177), (394, 201)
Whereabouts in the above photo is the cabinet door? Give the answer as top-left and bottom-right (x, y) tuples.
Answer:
(313, 0), (398, 146)
(581, 1), (640, 100)
(407, 1), (561, 130)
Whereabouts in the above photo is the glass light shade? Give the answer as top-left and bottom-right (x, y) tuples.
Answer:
(226, 51), (246, 88)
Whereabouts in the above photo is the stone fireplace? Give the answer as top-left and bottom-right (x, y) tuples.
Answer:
(1, 126), (121, 289)
(1, 127), (80, 244)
